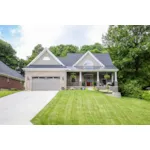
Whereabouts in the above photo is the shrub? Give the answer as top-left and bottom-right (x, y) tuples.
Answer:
(92, 82), (97, 86)
(82, 82), (85, 86)
(120, 80), (142, 99)
(141, 91), (150, 101)
(10, 88), (18, 91)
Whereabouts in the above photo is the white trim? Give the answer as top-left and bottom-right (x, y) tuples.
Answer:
(23, 67), (118, 72)
(115, 71), (117, 82)
(0, 73), (24, 81)
(67, 69), (118, 72)
(23, 68), (67, 71)
(97, 72), (99, 82)
(27, 48), (65, 66)
(79, 72), (82, 82)
(46, 48), (65, 66)
(73, 51), (105, 67)
(111, 73), (114, 82)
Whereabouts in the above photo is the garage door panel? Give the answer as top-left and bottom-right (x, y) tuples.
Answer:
(32, 77), (60, 91)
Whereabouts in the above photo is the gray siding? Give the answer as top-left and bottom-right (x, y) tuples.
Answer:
(33, 51), (60, 65)
(75, 53), (100, 66)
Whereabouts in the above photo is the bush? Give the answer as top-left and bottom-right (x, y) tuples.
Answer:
(10, 88), (18, 91)
(120, 80), (142, 99)
(82, 82), (85, 86)
(141, 91), (150, 101)
(92, 82), (97, 86)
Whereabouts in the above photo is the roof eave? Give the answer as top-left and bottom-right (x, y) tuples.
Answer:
(0, 73), (24, 81)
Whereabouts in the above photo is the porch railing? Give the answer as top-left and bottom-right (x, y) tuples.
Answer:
(67, 81), (79, 86)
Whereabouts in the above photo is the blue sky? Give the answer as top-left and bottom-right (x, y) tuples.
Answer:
(0, 25), (108, 59)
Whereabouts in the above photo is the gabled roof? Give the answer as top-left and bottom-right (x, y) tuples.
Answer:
(57, 53), (84, 66)
(57, 53), (115, 67)
(72, 51), (105, 67)
(27, 48), (65, 66)
(0, 61), (24, 81)
(25, 49), (118, 71)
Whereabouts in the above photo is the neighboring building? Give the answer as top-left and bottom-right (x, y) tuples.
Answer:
(23, 48), (119, 93)
(0, 61), (24, 90)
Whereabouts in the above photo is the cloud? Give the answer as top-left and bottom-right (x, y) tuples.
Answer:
(15, 25), (108, 59)
(10, 28), (21, 36)
(15, 25), (65, 59)
(87, 25), (109, 44)
(0, 31), (2, 38)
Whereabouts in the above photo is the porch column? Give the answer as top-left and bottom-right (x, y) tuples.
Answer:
(97, 72), (99, 86)
(79, 71), (82, 86)
(114, 71), (118, 86)
(111, 73), (114, 83)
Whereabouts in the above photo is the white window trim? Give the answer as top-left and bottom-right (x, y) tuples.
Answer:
(72, 51), (105, 67)
(83, 60), (94, 66)
(43, 56), (50, 60)
(27, 48), (65, 66)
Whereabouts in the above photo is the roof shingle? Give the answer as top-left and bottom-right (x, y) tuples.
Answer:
(0, 61), (24, 81)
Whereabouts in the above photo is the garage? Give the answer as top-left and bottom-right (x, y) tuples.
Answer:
(32, 76), (60, 91)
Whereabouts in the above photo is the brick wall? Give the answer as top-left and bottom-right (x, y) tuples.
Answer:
(0, 76), (24, 90)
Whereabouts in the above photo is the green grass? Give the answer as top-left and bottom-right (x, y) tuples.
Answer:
(31, 90), (150, 125)
(0, 90), (19, 98)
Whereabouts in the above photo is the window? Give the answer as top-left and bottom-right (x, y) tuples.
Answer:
(54, 77), (60, 79)
(39, 77), (45, 79)
(32, 77), (38, 79)
(83, 60), (93, 69)
(43, 56), (50, 60)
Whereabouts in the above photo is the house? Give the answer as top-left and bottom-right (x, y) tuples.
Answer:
(0, 61), (24, 90)
(23, 48), (119, 93)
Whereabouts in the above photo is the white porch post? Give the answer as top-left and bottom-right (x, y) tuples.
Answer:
(114, 71), (118, 86)
(97, 72), (99, 86)
(115, 72), (117, 82)
(79, 71), (82, 86)
(111, 73), (114, 83)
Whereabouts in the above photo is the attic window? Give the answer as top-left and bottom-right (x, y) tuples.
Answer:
(83, 60), (93, 69)
(43, 56), (50, 60)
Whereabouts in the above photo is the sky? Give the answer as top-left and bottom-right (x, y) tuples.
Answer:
(0, 25), (108, 59)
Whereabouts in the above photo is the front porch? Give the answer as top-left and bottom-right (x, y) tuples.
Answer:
(67, 71), (118, 91)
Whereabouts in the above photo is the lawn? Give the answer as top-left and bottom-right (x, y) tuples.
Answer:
(31, 90), (150, 125)
(0, 90), (19, 98)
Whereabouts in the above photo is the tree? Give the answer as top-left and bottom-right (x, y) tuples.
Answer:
(0, 39), (19, 70)
(16, 59), (26, 75)
(80, 43), (104, 53)
(49, 44), (79, 56)
(103, 25), (150, 96)
(26, 44), (44, 64)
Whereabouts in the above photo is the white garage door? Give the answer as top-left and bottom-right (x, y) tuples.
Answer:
(32, 77), (60, 91)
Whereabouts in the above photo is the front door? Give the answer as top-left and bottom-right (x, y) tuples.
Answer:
(84, 74), (93, 86)
(87, 82), (91, 86)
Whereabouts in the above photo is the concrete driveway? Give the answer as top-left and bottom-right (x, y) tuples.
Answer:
(0, 91), (58, 125)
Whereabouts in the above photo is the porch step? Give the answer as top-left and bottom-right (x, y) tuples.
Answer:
(99, 89), (113, 94)
(86, 87), (94, 91)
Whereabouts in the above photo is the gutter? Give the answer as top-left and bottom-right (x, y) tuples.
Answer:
(23, 67), (118, 72)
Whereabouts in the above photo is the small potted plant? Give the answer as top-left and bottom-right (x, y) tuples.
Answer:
(70, 73), (76, 80)
(82, 82), (85, 90)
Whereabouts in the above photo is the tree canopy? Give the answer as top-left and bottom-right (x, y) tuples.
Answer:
(49, 44), (79, 57)
(26, 44), (44, 64)
(103, 25), (150, 97)
(0, 39), (19, 70)
(80, 43), (104, 53)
